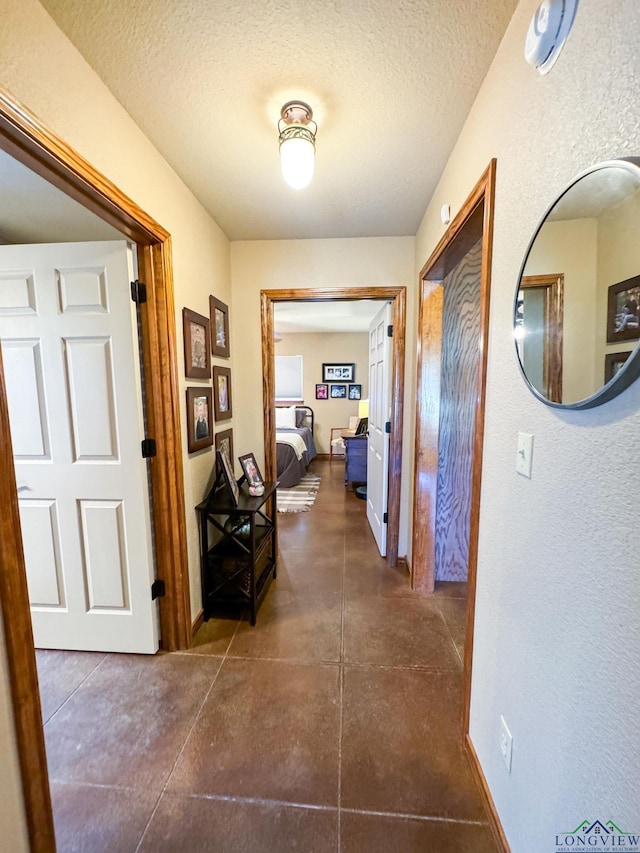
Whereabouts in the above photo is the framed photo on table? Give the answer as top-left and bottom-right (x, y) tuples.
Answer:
(215, 428), (234, 463)
(216, 445), (239, 505)
(213, 366), (233, 421)
(239, 453), (263, 487)
(186, 387), (213, 453)
(210, 295), (230, 358)
(183, 308), (211, 379)
(322, 363), (355, 382)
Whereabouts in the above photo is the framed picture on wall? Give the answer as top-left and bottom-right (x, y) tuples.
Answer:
(186, 387), (214, 453)
(315, 383), (328, 399)
(348, 384), (362, 400)
(213, 366), (233, 421)
(606, 275), (640, 343)
(330, 384), (347, 398)
(210, 295), (230, 358)
(322, 363), (355, 382)
(183, 308), (211, 379)
(604, 350), (632, 383)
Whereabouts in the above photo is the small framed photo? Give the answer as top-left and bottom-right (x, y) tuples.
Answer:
(315, 383), (328, 400)
(183, 308), (211, 379)
(216, 446), (239, 505)
(215, 428), (234, 463)
(322, 363), (355, 382)
(210, 295), (230, 358)
(607, 276), (640, 343)
(330, 384), (347, 398)
(348, 384), (362, 400)
(186, 387), (213, 453)
(239, 453), (263, 487)
(604, 350), (632, 383)
(213, 366), (233, 421)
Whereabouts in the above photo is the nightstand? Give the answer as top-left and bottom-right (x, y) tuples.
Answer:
(344, 434), (367, 490)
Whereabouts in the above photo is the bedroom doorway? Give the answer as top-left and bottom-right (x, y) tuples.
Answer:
(261, 286), (406, 567)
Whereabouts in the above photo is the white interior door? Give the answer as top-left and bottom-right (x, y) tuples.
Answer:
(367, 302), (393, 556)
(0, 241), (158, 653)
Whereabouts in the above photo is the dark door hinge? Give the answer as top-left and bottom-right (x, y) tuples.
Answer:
(130, 279), (147, 303)
(151, 579), (166, 600)
(387, 324), (393, 337)
(141, 438), (157, 458)
(383, 512), (388, 524)
(385, 421), (391, 434)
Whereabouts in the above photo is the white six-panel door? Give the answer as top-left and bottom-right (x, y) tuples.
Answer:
(0, 241), (158, 653)
(367, 302), (393, 556)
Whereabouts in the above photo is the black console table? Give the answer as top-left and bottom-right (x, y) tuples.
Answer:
(196, 480), (278, 625)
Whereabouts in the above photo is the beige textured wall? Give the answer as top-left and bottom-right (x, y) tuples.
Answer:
(276, 332), (369, 454)
(0, 0), (232, 626)
(229, 237), (415, 555)
(415, 1), (640, 850)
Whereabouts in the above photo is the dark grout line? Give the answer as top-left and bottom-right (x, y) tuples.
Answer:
(41, 652), (108, 727)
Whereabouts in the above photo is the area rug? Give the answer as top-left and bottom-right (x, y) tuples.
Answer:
(277, 474), (321, 513)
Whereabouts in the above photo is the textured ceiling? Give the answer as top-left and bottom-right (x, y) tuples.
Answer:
(39, 0), (517, 241)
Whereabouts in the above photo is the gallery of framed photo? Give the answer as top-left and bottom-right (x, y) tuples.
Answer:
(210, 295), (230, 358)
(213, 366), (233, 421)
(322, 363), (355, 382)
(183, 308), (211, 379)
(604, 350), (632, 383)
(186, 387), (213, 453)
(607, 275), (640, 343)
(315, 383), (328, 400)
(239, 452), (263, 487)
(330, 384), (347, 398)
(348, 384), (362, 400)
(216, 446), (239, 505)
(215, 428), (234, 463)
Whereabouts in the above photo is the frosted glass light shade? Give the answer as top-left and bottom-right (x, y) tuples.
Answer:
(358, 399), (369, 419)
(280, 136), (315, 190)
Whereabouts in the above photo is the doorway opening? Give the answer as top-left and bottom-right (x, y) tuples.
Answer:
(0, 87), (190, 851)
(261, 286), (406, 567)
(412, 160), (496, 751)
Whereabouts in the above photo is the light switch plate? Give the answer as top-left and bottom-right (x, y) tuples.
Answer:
(516, 432), (533, 478)
(499, 715), (513, 773)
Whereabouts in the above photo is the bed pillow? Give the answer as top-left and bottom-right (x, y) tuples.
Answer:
(295, 409), (306, 427)
(275, 405), (297, 428)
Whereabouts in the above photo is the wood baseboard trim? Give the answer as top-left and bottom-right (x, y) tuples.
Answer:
(464, 734), (510, 852)
(191, 608), (204, 639)
(397, 556), (410, 575)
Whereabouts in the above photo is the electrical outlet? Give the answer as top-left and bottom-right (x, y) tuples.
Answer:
(499, 715), (513, 773)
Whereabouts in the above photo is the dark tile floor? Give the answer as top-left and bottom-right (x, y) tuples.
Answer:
(37, 459), (496, 852)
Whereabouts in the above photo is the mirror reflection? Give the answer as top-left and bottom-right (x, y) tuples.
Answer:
(515, 161), (640, 407)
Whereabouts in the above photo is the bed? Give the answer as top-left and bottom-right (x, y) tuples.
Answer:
(276, 405), (317, 488)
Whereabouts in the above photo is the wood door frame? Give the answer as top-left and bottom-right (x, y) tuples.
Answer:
(260, 286), (406, 567)
(412, 159), (496, 727)
(518, 273), (564, 403)
(0, 86), (191, 852)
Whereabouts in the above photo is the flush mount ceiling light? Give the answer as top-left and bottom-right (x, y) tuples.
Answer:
(278, 100), (317, 190)
(524, 0), (579, 75)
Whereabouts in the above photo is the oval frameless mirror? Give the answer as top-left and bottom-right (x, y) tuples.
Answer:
(515, 158), (640, 408)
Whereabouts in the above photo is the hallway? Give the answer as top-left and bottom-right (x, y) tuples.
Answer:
(37, 459), (496, 851)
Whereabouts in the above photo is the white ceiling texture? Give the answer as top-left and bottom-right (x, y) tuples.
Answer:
(37, 0), (518, 242)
